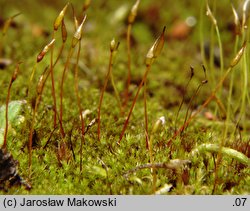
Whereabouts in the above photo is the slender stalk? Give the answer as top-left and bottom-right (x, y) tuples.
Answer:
(74, 40), (85, 172)
(168, 42), (246, 146)
(124, 24), (132, 108)
(215, 25), (224, 73)
(208, 2), (215, 86)
(52, 3), (69, 129)
(118, 26), (166, 145)
(110, 70), (122, 113)
(124, 0), (140, 109)
(27, 63), (37, 97)
(60, 15), (86, 139)
(143, 79), (149, 149)
(233, 0), (250, 135)
(2, 62), (21, 150)
(28, 99), (38, 179)
(97, 39), (119, 141)
(59, 47), (74, 138)
(181, 81), (207, 135)
(226, 19), (239, 141)
(238, 46), (248, 131)
(206, 4), (224, 168)
(206, 1), (224, 91)
(181, 66), (207, 135)
(226, 55), (238, 141)
(174, 66), (194, 132)
(109, 41), (122, 113)
(50, 30), (57, 128)
(168, 67), (231, 146)
(50, 19), (67, 129)
(53, 43), (65, 67)
(49, 41), (66, 131)
(3, 84), (11, 150)
(238, 0), (250, 131)
(199, 0), (207, 68)
(28, 67), (50, 179)
(117, 65), (151, 145)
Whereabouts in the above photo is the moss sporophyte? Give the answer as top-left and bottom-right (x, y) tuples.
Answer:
(0, 1), (249, 194)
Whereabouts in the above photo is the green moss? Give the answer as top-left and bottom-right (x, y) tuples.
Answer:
(0, 0), (249, 195)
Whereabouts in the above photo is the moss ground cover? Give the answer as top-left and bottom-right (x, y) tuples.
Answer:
(0, 0), (249, 194)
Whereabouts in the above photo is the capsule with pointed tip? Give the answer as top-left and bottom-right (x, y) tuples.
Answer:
(145, 26), (166, 66)
(37, 74), (45, 95)
(72, 15), (87, 48)
(242, 0), (250, 27)
(37, 39), (56, 63)
(128, 0), (140, 24)
(110, 38), (120, 52)
(231, 3), (240, 34)
(206, 3), (217, 26)
(151, 116), (165, 134)
(230, 41), (246, 67)
(11, 62), (22, 83)
(61, 18), (67, 43)
(54, 2), (69, 31)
